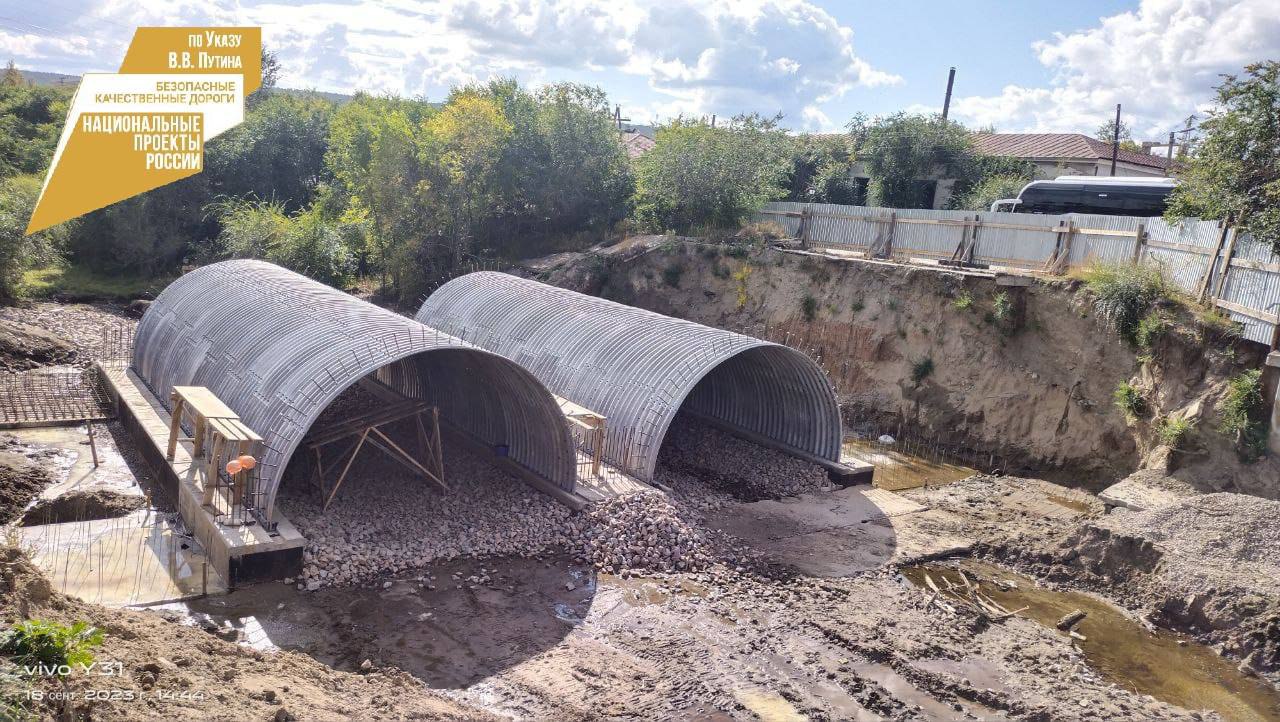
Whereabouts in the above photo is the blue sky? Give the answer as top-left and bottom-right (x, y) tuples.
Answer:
(2, 0), (1277, 137)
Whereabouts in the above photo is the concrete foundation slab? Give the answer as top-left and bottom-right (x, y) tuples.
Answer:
(97, 363), (305, 588)
(20, 510), (226, 606)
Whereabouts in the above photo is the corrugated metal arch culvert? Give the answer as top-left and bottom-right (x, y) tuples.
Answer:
(131, 261), (577, 520)
(416, 272), (842, 483)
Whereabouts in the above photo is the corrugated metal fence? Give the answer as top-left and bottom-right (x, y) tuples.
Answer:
(757, 202), (1280, 347)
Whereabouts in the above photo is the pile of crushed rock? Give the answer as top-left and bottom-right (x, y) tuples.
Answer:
(281, 410), (830, 590)
(279, 448), (581, 590)
(570, 491), (712, 574)
(658, 415), (832, 500)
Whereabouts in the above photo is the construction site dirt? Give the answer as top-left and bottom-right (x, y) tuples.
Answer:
(3, 245), (1280, 721)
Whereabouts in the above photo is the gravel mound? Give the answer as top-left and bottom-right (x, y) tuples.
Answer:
(0, 318), (76, 371)
(1099, 493), (1280, 582)
(0, 302), (134, 362)
(280, 448), (579, 590)
(1044, 493), (1280, 678)
(658, 416), (831, 500)
(571, 492), (712, 574)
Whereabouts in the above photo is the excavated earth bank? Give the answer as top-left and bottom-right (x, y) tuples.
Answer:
(528, 237), (1280, 497)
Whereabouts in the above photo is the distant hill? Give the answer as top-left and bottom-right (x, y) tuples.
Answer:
(16, 68), (355, 103)
(19, 69), (80, 87)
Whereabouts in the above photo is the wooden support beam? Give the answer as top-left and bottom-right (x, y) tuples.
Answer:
(324, 428), (369, 511)
(1196, 223), (1231, 303)
(1215, 297), (1280, 323)
(166, 394), (184, 460)
(370, 427), (447, 490)
(1213, 228), (1240, 299)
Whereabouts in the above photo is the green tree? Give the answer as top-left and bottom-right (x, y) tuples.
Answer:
(1166, 61), (1280, 252)
(204, 92), (334, 212)
(1095, 118), (1143, 153)
(946, 155), (1036, 211)
(209, 196), (355, 286)
(325, 94), (430, 290)
(2, 60), (23, 87)
(859, 113), (975, 208)
(419, 89), (513, 269)
(786, 134), (861, 204)
(950, 173), (1030, 211)
(0, 175), (71, 301)
(634, 113), (793, 231)
(0, 83), (72, 178)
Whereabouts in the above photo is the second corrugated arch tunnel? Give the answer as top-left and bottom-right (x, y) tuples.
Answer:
(415, 271), (843, 487)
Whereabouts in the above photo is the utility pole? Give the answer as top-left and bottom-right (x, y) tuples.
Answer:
(941, 67), (956, 121)
(1165, 131), (1175, 176)
(1109, 103), (1121, 176)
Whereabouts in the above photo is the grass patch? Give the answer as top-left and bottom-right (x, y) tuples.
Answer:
(1113, 381), (1146, 419)
(661, 262), (685, 288)
(732, 266), (752, 310)
(952, 291), (973, 311)
(801, 293), (818, 322)
(910, 356), (934, 385)
(21, 265), (170, 301)
(1156, 416), (1194, 449)
(1134, 311), (1167, 350)
(991, 291), (1013, 324)
(1219, 369), (1267, 461)
(1079, 262), (1175, 344)
(1, 619), (103, 672)
(851, 297), (864, 314)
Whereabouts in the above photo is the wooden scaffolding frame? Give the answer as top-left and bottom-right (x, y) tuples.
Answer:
(303, 398), (446, 511)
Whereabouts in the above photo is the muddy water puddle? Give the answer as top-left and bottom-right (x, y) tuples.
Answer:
(165, 554), (596, 689)
(902, 561), (1280, 721)
(842, 439), (975, 491)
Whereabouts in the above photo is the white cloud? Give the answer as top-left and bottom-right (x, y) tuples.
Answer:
(951, 0), (1280, 136)
(0, 0), (896, 126)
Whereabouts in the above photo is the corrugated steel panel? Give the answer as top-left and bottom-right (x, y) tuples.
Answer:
(1064, 214), (1141, 267)
(1141, 218), (1221, 291)
(757, 201), (1280, 348)
(132, 261), (577, 519)
(1220, 233), (1280, 345)
(972, 211), (1060, 268)
(416, 272), (842, 482)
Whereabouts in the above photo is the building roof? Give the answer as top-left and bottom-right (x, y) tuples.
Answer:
(621, 131), (656, 158)
(973, 133), (1173, 170)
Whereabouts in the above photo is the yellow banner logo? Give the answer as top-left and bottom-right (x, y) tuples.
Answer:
(26, 28), (261, 235)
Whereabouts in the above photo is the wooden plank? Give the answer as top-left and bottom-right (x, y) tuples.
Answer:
(172, 386), (239, 419)
(1228, 257), (1280, 274)
(1145, 238), (1215, 256)
(1195, 223), (1231, 302)
(1131, 223), (1146, 263)
(1077, 227), (1141, 239)
(1213, 228), (1240, 299)
(166, 395), (185, 460)
(1215, 297), (1280, 323)
(324, 429), (369, 511)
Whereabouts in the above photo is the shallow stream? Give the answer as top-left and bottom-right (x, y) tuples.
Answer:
(902, 561), (1280, 721)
